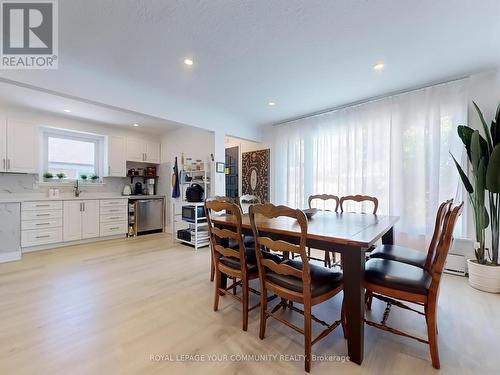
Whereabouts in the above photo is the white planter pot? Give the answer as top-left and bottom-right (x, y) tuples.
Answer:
(467, 259), (500, 293)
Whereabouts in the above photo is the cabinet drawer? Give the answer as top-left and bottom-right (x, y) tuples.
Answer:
(21, 228), (63, 247)
(100, 221), (128, 237)
(100, 213), (127, 223)
(22, 218), (63, 230)
(22, 210), (62, 221)
(100, 199), (128, 207)
(22, 201), (62, 211)
(100, 206), (127, 215)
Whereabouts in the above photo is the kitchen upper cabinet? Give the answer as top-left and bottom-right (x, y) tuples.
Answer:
(106, 136), (126, 177)
(0, 120), (6, 171)
(0, 119), (38, 173)
(145, 141), (160, 163)
(126, 137), (160, 163)
(126, 137), (144, 162)
(63, 200), (100, 241)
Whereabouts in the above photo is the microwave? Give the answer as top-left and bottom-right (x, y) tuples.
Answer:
(182, 205), (206, 222)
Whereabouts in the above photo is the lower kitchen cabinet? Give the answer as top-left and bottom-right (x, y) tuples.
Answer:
(63, 200), (100, 241)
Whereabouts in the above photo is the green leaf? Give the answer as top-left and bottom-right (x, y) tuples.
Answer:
(477, 157), (486, 205)
(457, 125), (474, 161)
(450, 152), (474, 194)
(471, 131), (481, 173)
(473, 101), (494, 152)
(486, 144), (500, 193)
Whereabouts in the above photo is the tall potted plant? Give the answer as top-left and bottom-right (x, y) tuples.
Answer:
(452, 101), (500, 293)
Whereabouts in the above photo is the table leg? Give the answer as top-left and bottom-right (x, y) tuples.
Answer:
(382, 227), (394, 245)
(342, 246), (366, 365)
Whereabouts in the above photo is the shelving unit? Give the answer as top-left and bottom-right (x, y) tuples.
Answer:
(171, 161), (213, 250)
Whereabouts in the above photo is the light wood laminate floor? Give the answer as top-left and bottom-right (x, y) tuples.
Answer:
(0, 234), (498, 375)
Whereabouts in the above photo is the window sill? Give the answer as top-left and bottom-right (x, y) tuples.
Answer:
(38, 181), (106, 187)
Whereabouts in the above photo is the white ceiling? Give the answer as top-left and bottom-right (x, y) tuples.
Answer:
(0, 80), (181, 134)
(0, 0), (499, 140)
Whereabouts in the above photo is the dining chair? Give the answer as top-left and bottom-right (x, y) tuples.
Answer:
(208, 196), (253, 282)
(369, 199), (453, 268)
(205, 199), (259, 331)
(239, 194), (261, 214)
(301, 194), (340, 267)
(364, 202), (463, 369)
(339, 195), (379, 214)
(249, 203), (345, 373)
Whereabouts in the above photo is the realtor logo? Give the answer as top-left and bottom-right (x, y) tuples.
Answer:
(1, 0), (58, 69)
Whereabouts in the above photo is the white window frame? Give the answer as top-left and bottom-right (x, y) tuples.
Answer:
(40, 127), (105, 182)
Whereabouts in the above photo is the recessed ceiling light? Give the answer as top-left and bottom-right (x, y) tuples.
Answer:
(268, 101), (277, 107)
(373, 62), (385, 71)
(63, 109), (71, 113)
(133, 123), (140, 127)
(183, 58), (194, 66)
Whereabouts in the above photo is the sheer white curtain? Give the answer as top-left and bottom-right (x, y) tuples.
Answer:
(271, 80), (467, 248)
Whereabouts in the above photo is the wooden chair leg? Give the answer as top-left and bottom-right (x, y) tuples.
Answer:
(426, 300), (440, 369)
(341, 297), (347, 339)
(242, 279), (249, 331)
(213, 269), (221, 311)
(304, 301), (312, 373)
(365, 290), (373, 310)
(210, 253), (215, 282)
(259, 285), (268, 340)
(324, 251), (331, 267)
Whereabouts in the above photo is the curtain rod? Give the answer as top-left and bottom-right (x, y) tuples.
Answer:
(272, 74), (471, 127)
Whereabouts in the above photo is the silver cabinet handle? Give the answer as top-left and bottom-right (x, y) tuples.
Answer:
(83, 202), (85, 211)
(108, 209), (121, 212)
(36, 213), (50, 217)
(36, 235), (50, 239)
(2, 159), (5, 170)
(80, 203), (83, 212)
(109, 227), (119, 230)
(7, 159), (10, 170)
(36, 204), (50, 207)
(35, 222), (51, 226)
(108, 216), (120, 220)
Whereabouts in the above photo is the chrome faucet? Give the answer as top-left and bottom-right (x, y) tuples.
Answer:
(74, 180), (81, 197)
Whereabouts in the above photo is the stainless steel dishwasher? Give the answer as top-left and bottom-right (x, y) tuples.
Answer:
(133, 198), (165, 235)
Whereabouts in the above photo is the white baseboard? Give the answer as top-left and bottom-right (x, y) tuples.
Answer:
(21, 234), (126, 253)
(0, 251), (22, 263)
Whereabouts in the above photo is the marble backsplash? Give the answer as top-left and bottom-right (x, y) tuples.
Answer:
(0, 173), (127, 196)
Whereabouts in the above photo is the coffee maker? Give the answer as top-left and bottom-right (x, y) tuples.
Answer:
(134, 182), (143, 195)
(145, 178), (156, 195)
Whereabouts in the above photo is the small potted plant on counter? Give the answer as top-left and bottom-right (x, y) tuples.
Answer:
(90, 175), (99, 183)
(451, 101), (500, 293)
(56, 173), (65, 180)
(43, 172), (53, 182)
(80, 174), (88, 181)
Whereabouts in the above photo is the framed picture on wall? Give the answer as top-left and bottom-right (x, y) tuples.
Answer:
(242, 149), (270, 202)
(216, 162), (225, 173)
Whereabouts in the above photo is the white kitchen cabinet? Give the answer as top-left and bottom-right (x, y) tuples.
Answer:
(0, 118), (38, 173)
(0, 120), (6, 171)
(126, 137), (160, 163)
(106, 136), (126, 177)
(81, 200), (100, 239)
(145, 141), (161, 163)
(21, 201), (63, 249)
(63, 201), (83, 242)
(63, 200), (100, 241)
(126, 138), (145, 162)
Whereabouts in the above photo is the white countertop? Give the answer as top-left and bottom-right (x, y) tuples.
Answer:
(0, 193), (165, 203)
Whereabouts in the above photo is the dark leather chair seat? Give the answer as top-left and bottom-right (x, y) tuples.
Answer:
(365, 258), (432, 295)
(220, 250), (282, 274)
(369, 244), (427, 268)
(229, 235), (255, 249)
(266, 259), (343, 297)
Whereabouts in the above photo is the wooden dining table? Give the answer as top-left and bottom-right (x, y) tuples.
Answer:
(210, 210), (399, 365)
